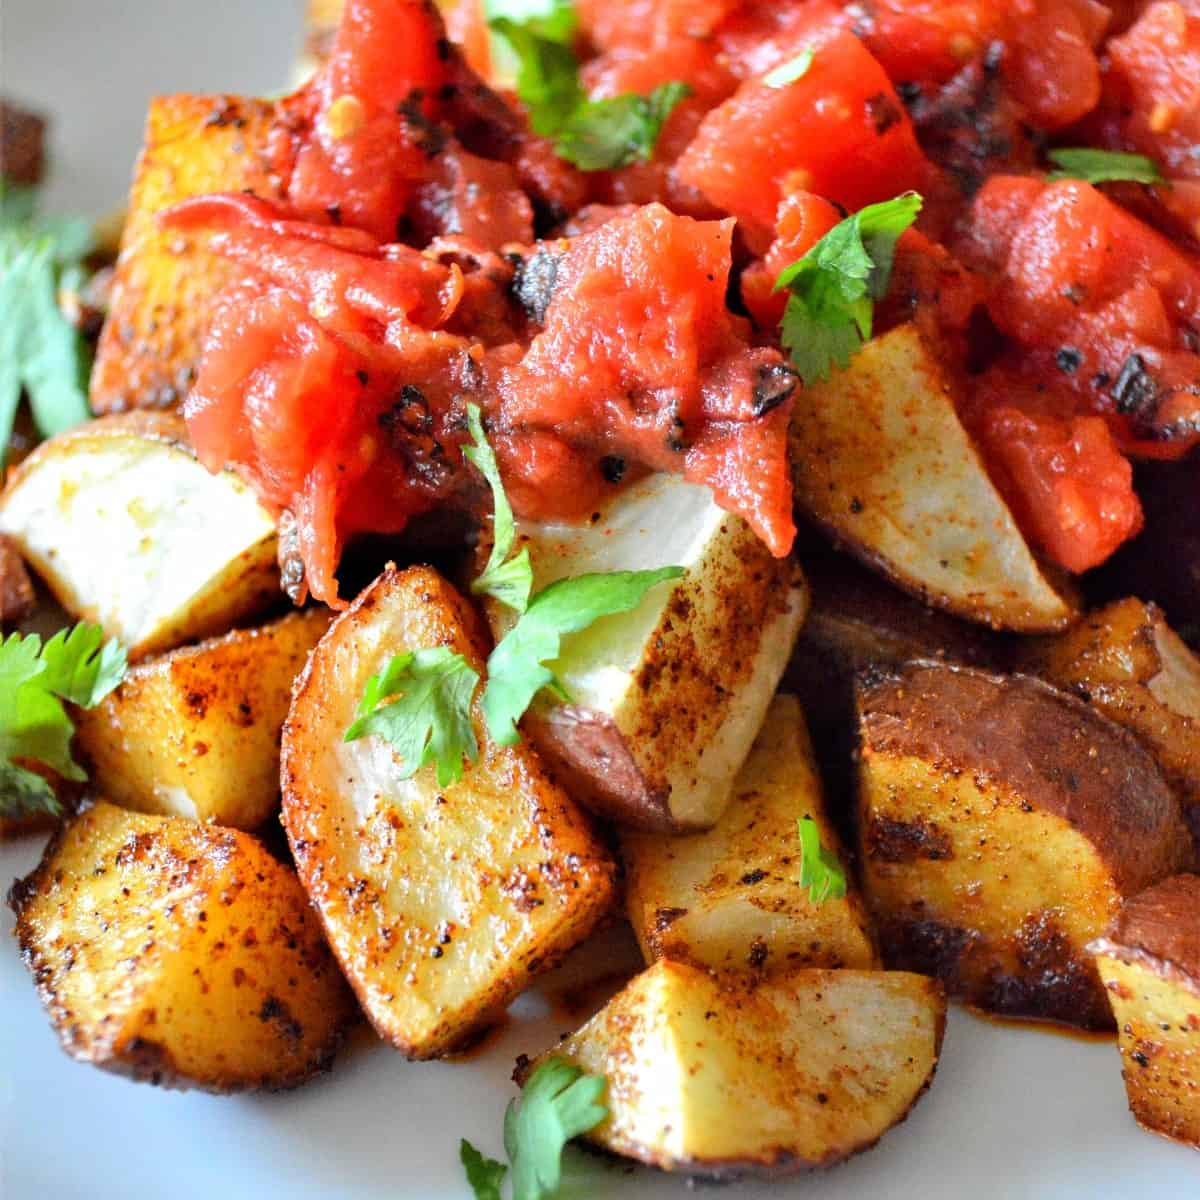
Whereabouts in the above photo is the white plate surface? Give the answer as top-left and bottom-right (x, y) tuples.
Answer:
(1, 2), (1198, 1196)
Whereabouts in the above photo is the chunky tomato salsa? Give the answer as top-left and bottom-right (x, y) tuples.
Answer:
(169, 0), (1200, 604)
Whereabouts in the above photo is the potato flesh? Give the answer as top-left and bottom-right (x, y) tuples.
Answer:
(860, 752), (1122, 1028)
(74, 609), (331, 829)
(1025, 597), (1200, 839)
(0, 415), (279, 658)
(490, 472), (807, 830)
(281, 565), (616, 1058)
(790, 324), (1076, 632)
(9, 802), (355, 1091)
(622, 694), (877, 974)
(1093, 952), (1200, 1147)
(91, 95), (282, 413)
(542, 961), (944, 1175)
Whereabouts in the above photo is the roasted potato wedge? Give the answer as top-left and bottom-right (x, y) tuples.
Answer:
(622, 694), (877, 974)
(530, 960), (945, 1176)
(0, 413), (279, 659)
(75, 609), (330, 829)
(1090, 874), (1200, 1148)
(857, 663), (1194, 1029)
(91, 93), (281, 413)
(281, 564), (616, 1058)
(8, 802), (356, 1091)
(487, 472), (808, 831)
(790, 324), (1077, 633)
(1021, 597), (1200, 845)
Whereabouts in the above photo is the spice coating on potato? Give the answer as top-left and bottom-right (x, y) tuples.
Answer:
(75, 609), (331, 830)
(281, 565), (616, 1059)
(790, 323), (1077, 632)
(1022, 597), (1200, 850)
(857, 663), (1193, 1029)
(9, 802), (356, 1092)
(533, 961), (945, 1176)
(622, 694), (877, 974)
(1091, 874), (1200, 1148)
(91, 94), (282, 413)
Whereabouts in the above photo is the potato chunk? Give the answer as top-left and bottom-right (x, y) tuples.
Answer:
(622, 694), (877, 974)
(0, 413), (279, 659)
(530, 961), (945, 1176)
(857, 663), (1194, 1028)
(488, 472), (808, 830)
(1022, 597), (1200, 843)
(75, 609), (330, 829)
(1090, 874), (1200, 1147)
(790, 324), (1076, 632)
(91, 94), (281, 413)
(8, 802), (356, 1091)
(281, 565), (616, 1058)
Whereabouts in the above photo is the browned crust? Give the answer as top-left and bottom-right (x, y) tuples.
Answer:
(1, 99), (46, 186)
(858, 662), (1191, 897)
(1090, 874), (1200, 998)
(0, 533), (36, 626)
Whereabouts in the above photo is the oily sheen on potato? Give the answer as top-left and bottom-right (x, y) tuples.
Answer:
(857, 663), (1194, 1029)
(622, 694), (877, 974)
(531, 960), (945, 1176)
(281, 564), (616, 1058)
(8, 802), (355, 1092)
(1090, 874), (1200, 1148)
(487, 471), (808, 831)
(0, 413), (279, 659)
(790, 324), (1077, 633)
(74, 609), (331, 829)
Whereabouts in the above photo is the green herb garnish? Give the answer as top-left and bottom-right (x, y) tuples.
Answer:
(1046, 148), (1163, 186)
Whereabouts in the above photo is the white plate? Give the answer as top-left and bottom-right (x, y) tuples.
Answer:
(2, 2), (1197, 1196)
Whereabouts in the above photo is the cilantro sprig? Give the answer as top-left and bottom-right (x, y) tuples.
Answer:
(1046, 148), (1163, 186)
(0, 179), (94, 466)
(488, 0), (690, 170)
(0, 622), (127, 818)
(461, 1057), (608, 1200)
(344, 646), (480, 788)
(797, 816), (847, 905)
(465, 403), (533, 614)
(775, 191), (922, 384)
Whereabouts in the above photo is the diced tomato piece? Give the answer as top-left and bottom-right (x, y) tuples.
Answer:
(576, 0), (739, 52)
(676, 29), (930, 242)
(1107, 2), (1200, 178)
(498, 203), (796, 554)
(741, 191), (843, 330)
(410, 145), (534, 248)
(442, 0), (492, 79)
(966, 370), (1143, 573)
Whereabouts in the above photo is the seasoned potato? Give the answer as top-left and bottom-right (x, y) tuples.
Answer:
(530, 960), (945, 1176)
(75, 609), (331, 829)
(488, 472), (808, 831)
(282, 564), (616, 1058)
(857, 663), (1194, 1029)
(91, 93), (281, 413)
(1022, 597), (1200, 844)
(790, 324), (1077, 633)
(8, 802), (356, 1091)
(1090, 874), (1200, 1147)
(622, 695), (877, 974)
(0, 412), (279, 659)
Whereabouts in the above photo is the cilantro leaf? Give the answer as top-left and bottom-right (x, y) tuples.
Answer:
(345, 647), (480, 788)
(461, 1139), (507, 1200)
(0, 181), (94, 464)
(0, 623), (128, 818)
(1046, 148), (1163, 185)
(763, 48), (814, 88)
(488, 2), (688, 170)
(504, 1058), (607, 1200)
(797, 816), (847, 905)
(465, 403), (533, 613)
(555, 82), (691, 171)
(482, 566), (684, 745)
(775, 191), (922, 383)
